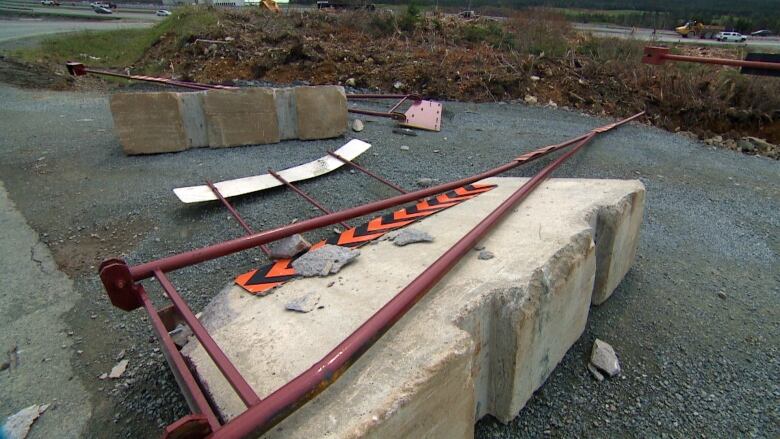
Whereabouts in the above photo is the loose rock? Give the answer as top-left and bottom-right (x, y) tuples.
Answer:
(400, 145), (410, 151)
(108, 359), (128, 379)
(286, 292), (321, 313)
(345, 77), (356, 87)
(524, 95), (538, 104)
(587, 363), (605, 382)
(478, 250), (495, 260)
(268, 234), (311, 259)
(351, 119), (364, 132)
(2, 404), (49, 439)
(291, 244), (360, 277)
(392, 128), (417, 137)
(391, 228), (434, 246)
(590, 339), (620, 377)
(169, 324), (193, 348)
(415, 178), (435, 187)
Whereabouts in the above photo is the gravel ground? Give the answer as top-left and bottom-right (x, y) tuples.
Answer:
(0, 83), (777, 438)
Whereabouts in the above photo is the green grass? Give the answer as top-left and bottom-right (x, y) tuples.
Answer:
(14, 7), (217, 67)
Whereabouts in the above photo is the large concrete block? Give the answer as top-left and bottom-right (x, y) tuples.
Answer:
(178, 91), (209, 149)
(591, 188), (645, 305)
(274, 87), (298, 141)
(294, 86), (347, 140)
(182, 177), (645, 436)
(109, 92), (188, 155)
(202, 88), (280, 147)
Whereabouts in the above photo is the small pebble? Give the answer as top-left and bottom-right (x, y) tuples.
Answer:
(478, 250), (494, 260)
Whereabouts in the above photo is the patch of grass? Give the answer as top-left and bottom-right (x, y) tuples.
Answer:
(459, 22), (515, 49)
(507, 9), (573, 56)
(14, 6), (216, 68)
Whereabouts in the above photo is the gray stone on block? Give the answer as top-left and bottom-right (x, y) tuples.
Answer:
(285, 292), (320, 313)
(391, 228), (434, 246)
(291, 244), (360, 277)
(295, 86), (347, 140)
(109, 92), (189, 155)
(268, 234), (311, 259)
(202, 88), (280, 148)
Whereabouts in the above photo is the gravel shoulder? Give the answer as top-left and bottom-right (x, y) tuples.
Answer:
(0, 83), (777, 438)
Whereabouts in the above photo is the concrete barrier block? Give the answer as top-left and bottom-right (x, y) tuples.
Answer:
(202, 88), (280, 147)
(182, 178), (645, 437)
(178, 91), (209, 149)
(591, 188), (645, 305)
(109, 92), (189, 155)
(274, 87), (298, 141)
(294, 86), (347, 140)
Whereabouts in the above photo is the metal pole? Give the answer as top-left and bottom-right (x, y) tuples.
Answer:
(326, 151), (408, 194)
(138, 286), (221, 432)
(267, 168), (351, 230)
(205, 180), (271, 256)
(111, 114), (642, 284)
(154, 269), (261, 408)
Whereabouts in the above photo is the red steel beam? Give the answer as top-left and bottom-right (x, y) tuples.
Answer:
(346, 94), (422, 121)
(326, 151), (408, 194)
(642, 46), (780, 70)
(154, 269), (261, 408)
(113, 129), (607, 284)
(205, 180), (271, 256)
(100, 112), (643, 438)
(213, 125), (618, 437)
(267, 168), (351, 230)
(137, 286), (221, 432)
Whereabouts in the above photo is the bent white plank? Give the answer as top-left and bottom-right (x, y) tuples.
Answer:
(173, 140), (371, 203)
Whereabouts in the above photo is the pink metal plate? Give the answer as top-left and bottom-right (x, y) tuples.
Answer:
(401, 100), (442, 132)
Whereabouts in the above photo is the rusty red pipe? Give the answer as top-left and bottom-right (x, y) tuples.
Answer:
(138, 286), (222, 432)
(99, 112), (643, 438)
(642, 46), (780, 70)
(213, 125), (618, 438)
(154, 270), (262, 408)
(205, 180), (271, 255)
(122, 132), (590, 282)
(267, 168), (351, 230)
(326, 151), (408, 194)
(120, 115), (646, 283)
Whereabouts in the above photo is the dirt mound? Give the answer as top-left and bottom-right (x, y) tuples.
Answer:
(0, 55), (73, 90)
(129, 9), (780, 157)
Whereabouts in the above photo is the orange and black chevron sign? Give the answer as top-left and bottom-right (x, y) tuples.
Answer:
(235, 183), (495, 294)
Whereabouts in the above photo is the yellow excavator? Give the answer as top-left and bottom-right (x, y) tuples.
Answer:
(261, 0), (280, 12)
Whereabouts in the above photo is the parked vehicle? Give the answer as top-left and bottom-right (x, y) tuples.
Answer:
(317, 0), (375, 11)
(40, 0), (60, 5)
(156, 9), (171, 16)
(675, 20), (724, 39)
(751, 30), (774, 37)
(93, 5), (112, 13)
(716, 31), (747, 42)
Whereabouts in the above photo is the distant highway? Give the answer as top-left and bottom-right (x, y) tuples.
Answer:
(574, 23), (780, 50)
(0, 18), (154, 43)
(0, 0), (164, 21)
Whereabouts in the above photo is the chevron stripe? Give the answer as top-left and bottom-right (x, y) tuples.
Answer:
(235, 184), (497, 294)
